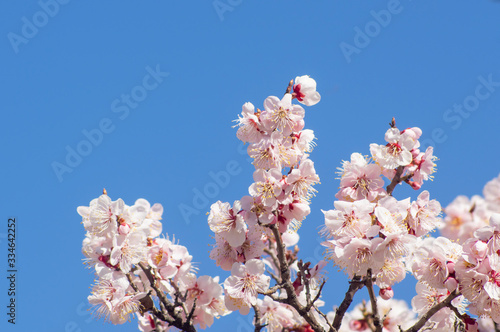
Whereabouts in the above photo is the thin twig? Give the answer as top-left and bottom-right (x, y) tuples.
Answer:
(138, 263), (197, 332)
(264, 247), (282, 283)
(313, 304), (335, 332)
(268, 224), (325, 332)
(305, 280), (326, 312)
(285, 79), (294, 94)
(252, 304), (268, 332)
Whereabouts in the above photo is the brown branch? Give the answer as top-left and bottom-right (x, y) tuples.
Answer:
(268, 224), (325, 332)
(252, 304), (267, 332)
(305, 280), (326, 312)
(259, 284), (281, 296)
(403, 290), (461, 332)
(386, 166), (405, 196)
(285, 79), (294, 94)
(126, 273), (140, 292)
(138, 263), (197, 332)
(332, 275), (365, 330)
(264, 247), (282, 283)
(365, 269), (382, 332)
(187, 297), (197, 324)
(313, 304), (335, 332)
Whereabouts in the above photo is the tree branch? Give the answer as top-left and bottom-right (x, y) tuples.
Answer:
(365, 269), (382, 332)
(268, 224), (325, 332)
(403, 290), (461, 332)
(386, 166), (405, 196)
(332, 275), (365, 330)
(138, 263), (197, 332)
(252, 304), (267, 332)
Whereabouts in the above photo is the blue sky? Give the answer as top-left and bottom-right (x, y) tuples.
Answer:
(1, 1), (499, 331)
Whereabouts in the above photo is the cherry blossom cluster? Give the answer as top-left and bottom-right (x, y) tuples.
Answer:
(453, 212), (500, 324)
(208, 76), (330, 330)
(78, 192), (228, 331)
(440, 173), (500, 244)
(322, 123), (440, 295)
(78, 75), (500, 331)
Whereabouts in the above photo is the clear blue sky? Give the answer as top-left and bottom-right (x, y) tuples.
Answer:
(1, 1), (499, 331)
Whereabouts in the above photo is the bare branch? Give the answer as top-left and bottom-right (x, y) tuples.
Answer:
(365, 269), (382, 332)
(138, 263), (197, 332)
(332, 275), (365, 330)
(267, 224), (326, 332)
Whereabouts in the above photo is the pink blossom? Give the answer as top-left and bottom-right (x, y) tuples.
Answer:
(336, 153), (386, 202)
(293, 75), (321, 106)
(285, 159), (320, 200)
(408, 147), (437, 187)
(484, 173), (500, 213)
(440, 195), (490, 244)
(261, 94), (305, 136)
(341, 237), (385, 278)
(370, 128), (416, 169)
(224, 259), (270, 309)
(248, 131), (290, 170)
(235, 102), (264, 143)
(78, 194), (124, 235)
(208, 200), (247, 247)
(249, 168), (283, 207)
(406, 190), (441, 237)
(240, 195), (274, 225)
(322, 200), (376, 240)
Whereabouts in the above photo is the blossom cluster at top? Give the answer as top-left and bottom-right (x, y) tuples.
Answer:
(321, 124), (440, 291)
(207, 76), (330, 330)
(321, 122), (500, 329)
(78, 192), (228, 330)
(440, 173), (500, 243)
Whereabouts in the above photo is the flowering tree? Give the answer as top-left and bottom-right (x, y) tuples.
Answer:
(78, 76), (500, 331)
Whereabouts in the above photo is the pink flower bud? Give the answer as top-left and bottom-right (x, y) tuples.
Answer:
(409, 180), (421, 190)
(379, 287), (394, 300)
(473, 240), (488, 258)
(446, 261), (455, 274)
(349, 320), (368, 331)
(444, 277), (458, 292)
(118, 223), (131, 235)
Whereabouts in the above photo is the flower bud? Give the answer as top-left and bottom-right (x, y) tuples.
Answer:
(349, 320), (368, 331)
(446, 261), (455, 274)
(379, 287), (394, 300)
(444, 276), (458, 292)
(118, 223), (130, 235)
